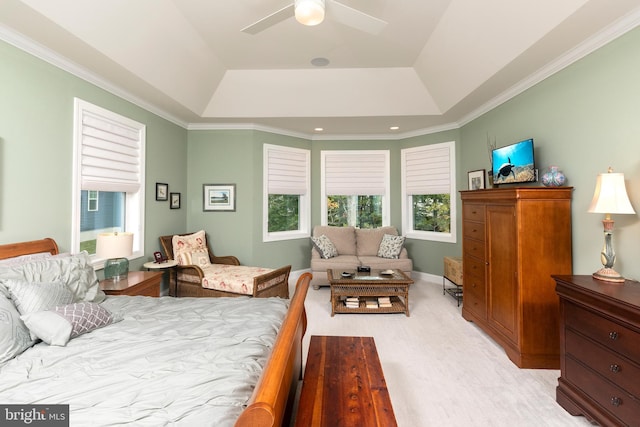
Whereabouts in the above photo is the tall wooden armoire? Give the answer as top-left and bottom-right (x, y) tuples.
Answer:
(460, 187), (573, 368)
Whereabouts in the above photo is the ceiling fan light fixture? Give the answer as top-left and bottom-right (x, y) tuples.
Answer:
(295, 0), (325, 26)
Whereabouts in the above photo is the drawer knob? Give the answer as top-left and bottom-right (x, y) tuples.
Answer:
(609, 331), (619, 340)
(611, 397), (622, 407)
(609, 364), (621, 373)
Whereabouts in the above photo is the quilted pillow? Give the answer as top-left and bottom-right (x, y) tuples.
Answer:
(172, 230), (210, 266)
(311, 235), (338, 259)
(4, 279), (74, 315)
(377, 234), (405, 259)
(0, 252), (101, 303)
(0, 294), (35, 364)
(21, 302), (120, 346)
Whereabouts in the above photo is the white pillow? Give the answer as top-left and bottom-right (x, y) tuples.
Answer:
(21, 302), (120, 346)
(4, 279), (74, 315)
(377, 234), (405, 259)
(0, 295), (35, 363)
(0, 252), (100, 302)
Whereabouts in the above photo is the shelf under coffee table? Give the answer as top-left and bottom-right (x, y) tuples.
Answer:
(327, 269), (414, 317)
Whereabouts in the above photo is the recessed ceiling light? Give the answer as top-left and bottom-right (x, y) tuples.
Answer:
(390, 126), (400, 130)
(311, 57), (330, 67)
(314, 127), (324, 132)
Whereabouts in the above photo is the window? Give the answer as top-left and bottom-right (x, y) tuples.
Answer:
(72, 98), (145, 264)
(401, 141), (456, 242)
(263, 144), (310, 242)
(321, 150), (389, 227)
(87, 190), (99, 212)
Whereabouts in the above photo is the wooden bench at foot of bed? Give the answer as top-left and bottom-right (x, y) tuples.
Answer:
(294, 335), (397, 427)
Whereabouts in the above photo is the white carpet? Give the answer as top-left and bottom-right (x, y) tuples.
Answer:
(290, 273), (593, 427)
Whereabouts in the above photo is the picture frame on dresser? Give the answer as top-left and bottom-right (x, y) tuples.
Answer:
(468, 169), (485, 190)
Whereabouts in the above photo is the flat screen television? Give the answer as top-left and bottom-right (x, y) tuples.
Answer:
(491, 138), (536, 185)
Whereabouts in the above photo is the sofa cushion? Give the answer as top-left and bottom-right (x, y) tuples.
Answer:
(313, 226), (356, 255)
(310, 255), (360, 272)
(355, 226), (398, 256)
(311, 235), (338, 259)
(377, 234), (405, 259)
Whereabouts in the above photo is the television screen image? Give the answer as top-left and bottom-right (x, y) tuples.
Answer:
(491, 138), (536, 185)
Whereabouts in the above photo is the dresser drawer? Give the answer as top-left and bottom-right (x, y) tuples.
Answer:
(463, 221), (485, 241)
(566, 328), (640, 398)
(565, 303), (640, 362)
(463, 258), (486, 318)
(463, 204), (485, 222)
(463, 237), (485, 260)
(565, 356), (640, 426)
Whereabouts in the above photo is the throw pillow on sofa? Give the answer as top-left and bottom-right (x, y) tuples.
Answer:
(377, 234), (405, 259)
(311, 235), (338, 259)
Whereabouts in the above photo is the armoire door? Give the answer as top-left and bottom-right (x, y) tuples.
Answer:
(487, 204), (518, 345)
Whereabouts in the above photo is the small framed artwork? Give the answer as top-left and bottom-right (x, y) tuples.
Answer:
(203, 184), (236, 212)
(170, 192), (181, 209)
(153, 251), (166, 263)
(468, 169), (486, 190)
(156, 183), (168, 201)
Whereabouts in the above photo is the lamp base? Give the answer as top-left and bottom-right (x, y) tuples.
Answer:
(593, 267), (625, 283)
(104, 258), (129, 281)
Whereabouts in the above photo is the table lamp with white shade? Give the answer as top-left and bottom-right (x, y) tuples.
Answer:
(96, 232), (133, 281)
(587, 167), (635, 283)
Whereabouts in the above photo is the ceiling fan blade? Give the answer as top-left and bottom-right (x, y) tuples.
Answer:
(241, 4), (295, 35)
(329, 0), (387, 35)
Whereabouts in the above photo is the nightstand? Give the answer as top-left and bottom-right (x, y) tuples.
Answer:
(99, 271), (162, 297)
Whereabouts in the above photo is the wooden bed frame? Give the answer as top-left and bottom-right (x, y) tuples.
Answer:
(0, 238), (310, 427)
(160, 233), (291, 298)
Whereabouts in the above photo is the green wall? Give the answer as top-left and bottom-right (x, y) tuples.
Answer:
(2, 24), (639, 281)
(0, 39), (188, 274)
(460, 26), (640, 281)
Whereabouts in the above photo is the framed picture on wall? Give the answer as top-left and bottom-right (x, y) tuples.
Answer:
(170, 192), (181, 209)
(203, 184), (236, 211)
(468, 169), (485, 190)
(156, 183), (168, 201)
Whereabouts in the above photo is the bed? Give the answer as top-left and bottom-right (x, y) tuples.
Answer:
(0, 238), (310, 427)
(159, 232), (291, 299)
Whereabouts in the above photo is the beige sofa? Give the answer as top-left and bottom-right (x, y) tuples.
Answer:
(310, 225), (413, 288)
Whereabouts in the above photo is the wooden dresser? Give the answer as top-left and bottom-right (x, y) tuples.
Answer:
(554, 275), (640, 425)
(460, 187), (573, 368)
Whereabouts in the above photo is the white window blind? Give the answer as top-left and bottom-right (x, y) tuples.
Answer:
(78, 102), (144, 193)
(324, 151), (388, 195)
(404, 144), (450, 195)
(266, 145), (309, 195)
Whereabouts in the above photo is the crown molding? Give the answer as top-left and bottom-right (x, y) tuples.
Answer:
(3, 7), (639, 141)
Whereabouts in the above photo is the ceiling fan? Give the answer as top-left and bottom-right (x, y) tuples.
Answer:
(241, 0), (387, 35)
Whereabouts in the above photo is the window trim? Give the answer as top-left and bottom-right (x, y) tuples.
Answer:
(71, 98), (145, 267)
(401, 141), (457, 243)
(320, 150), (390, 227)
(263, 144), (310, 242)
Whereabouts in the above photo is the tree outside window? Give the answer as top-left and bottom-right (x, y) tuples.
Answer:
(268, 194), (300, 232)
(412, 194), (450, 233)
(327, 195), (382, 228)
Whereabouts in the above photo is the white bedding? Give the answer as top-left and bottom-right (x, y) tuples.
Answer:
(0, 295), (289, 426)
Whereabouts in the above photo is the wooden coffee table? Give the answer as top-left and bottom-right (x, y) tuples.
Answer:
(327, 269), (413, 316)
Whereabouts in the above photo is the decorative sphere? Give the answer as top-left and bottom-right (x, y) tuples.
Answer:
(541, 166), (566, 187)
